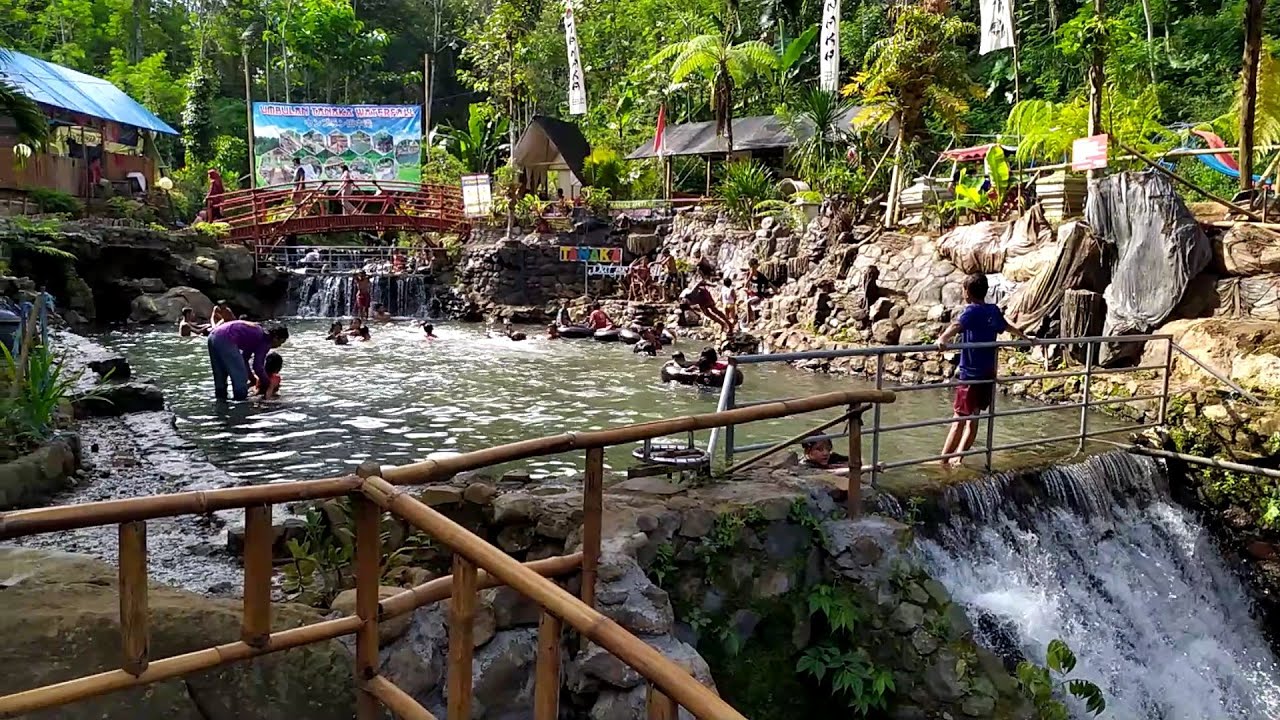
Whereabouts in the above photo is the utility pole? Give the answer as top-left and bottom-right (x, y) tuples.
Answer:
(1087, 0), (1105, 183)
(1240, 0), (1266, 192)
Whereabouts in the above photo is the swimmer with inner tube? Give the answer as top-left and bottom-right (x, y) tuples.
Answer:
(547, 324), (560, 339)
(587, 302), (614, 330)
(503, 319), (527, 341)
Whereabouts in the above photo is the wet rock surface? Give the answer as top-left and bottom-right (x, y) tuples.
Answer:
(0, 434), (80, 510)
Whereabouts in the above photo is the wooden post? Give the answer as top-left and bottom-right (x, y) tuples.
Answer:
(118, 521), (149, 676)
(581, 447), (604, 609)
(352, 490), (382, 720)
(846, 408), (863, 518)
(240, 504), (273, 647)
(1087, 0), (1105, 184)
(447, 554), (477, 720)
(646, 685), (678, 720)
(533, 611), (562, 720)
(1241, 0), (1266, 191)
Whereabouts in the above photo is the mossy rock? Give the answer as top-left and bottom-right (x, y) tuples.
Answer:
(0, 547), (355, 720)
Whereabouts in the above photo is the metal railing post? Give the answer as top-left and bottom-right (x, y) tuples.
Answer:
(984, 356), (998, 474)
(706, 362), (737, 467)
(871, 353), (884, 485)
(1159, 336), (1174, 425)
(1078, 341), (1094, 452)
(723, 374), (737, 466)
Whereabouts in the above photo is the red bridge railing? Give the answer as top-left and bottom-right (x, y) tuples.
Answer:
(215, 180), (467, 247)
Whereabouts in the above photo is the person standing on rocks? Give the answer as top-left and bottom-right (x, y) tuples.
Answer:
(206, 320), (289, 402)
(936, 274), (1029, 468)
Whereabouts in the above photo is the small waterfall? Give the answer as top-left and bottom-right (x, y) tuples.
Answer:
(917, 452), (1280, 719)
(287, 273), (442, 318)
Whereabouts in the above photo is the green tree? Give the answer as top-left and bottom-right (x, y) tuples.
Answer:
(648, 17), (776, 150)
(437, 103), (511, 173)
(182, 61), (218, 165)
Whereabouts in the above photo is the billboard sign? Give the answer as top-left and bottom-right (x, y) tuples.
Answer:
(251, 103), (422, 187)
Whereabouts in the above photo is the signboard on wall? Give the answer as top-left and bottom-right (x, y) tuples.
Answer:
(558, 246), (623, 263)
(250, 103), (422, 187)
(1071, 134), (1109, 172)
(461, 174), (493, 217)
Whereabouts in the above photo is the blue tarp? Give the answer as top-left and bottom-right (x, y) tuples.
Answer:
(0, 51), (178, 135)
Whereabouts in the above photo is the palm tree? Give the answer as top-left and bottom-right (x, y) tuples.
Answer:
(781, 88), (854, 188)
(649, 26), (776, 151)
(0, 50), (48, 150)
(843, 4), (977, 223)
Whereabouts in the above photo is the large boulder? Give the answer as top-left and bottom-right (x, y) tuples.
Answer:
(0, 548), (355, 720)
(211, 245), (257, 283)
(73, 382), (165, 418)
(0, 435), (79, 509)
(130, 286), (213, 324)
(1145, 317), (1280, 393)
(1218, 223), (1280, 276)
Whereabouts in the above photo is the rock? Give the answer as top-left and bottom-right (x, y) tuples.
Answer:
(73, 382), (165, 418)
(571, 635), (714, 694)
(86, 355), (131, 380)
(751, 567), (793, 598)
(463, 629), (539, 718)
(331, 586), (414, 643)
(679, 508), (716, 538)
(1219, 223), (1280, 275)
(0, 435), (80, 510)
(492, 493), (537, 524)
(0, 547), (354, 720)
(226, 517), (307, 560)
(129, 286), (213, 324)
(869, 297), (895, 322)
(496, 524), (535, 553)
(595, 554), (674, 635)
(960, 693), (996, 717)
(871, 319), (901, 344)
(418, 484), (464, 506)
(212, 245), (257, 282)
(463, 482), (498, 505)
(763, 522), (810, 560)
(487, 586), (542, 629)
(910, 628), (939, 656)
(1146, 318), (1280, 393)
(1247, 540), (1277, 560)
(923, 650), (968, 702)
(890, 602), (926, 632)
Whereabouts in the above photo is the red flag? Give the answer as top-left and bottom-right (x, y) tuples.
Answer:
(654, 104), (667, 157)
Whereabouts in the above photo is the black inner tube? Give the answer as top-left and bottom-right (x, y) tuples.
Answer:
(557, 325), (592, 339)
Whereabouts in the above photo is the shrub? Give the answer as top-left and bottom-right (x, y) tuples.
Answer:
(717, 161), (776, 223)
(583, 148), (627, 193)
(24, 187), (82, 216)
(0, 343), (86, 444)
(105, 196), (158, 224)
(582, 186), (612, 216)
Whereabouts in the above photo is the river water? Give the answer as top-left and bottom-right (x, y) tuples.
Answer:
(99, 320), (1122, 484)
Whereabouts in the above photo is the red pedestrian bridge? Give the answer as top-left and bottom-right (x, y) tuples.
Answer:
(217, 180), (468, 248)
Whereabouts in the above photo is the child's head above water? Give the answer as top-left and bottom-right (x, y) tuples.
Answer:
(801, 435), (835, 465)
(358, 326), (371, 340)
(422, 323), (434, 335)
(265, 351), (283, 375)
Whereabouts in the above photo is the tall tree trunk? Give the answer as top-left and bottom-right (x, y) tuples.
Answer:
(884, 126), (905, 227)
(1241, 0), (1266, 191)
(1139, 0), (1156, 83)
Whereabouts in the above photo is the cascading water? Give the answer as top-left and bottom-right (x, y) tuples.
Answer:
(914, 452), (1280, 718)
(287, 273), (443, 318)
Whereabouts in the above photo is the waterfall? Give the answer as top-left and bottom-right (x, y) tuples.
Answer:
(916, 452), (1280, 719)
(286, 273), (442, 318)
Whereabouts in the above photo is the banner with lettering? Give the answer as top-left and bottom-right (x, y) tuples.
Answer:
(250, 103), (422, 187)
(558, 246), (623, 263)
(979, 0), (1015, 54)
(563, 5), (588, 115)
(819, 0), (841, 92)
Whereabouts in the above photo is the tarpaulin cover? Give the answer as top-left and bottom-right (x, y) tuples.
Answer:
(1218, 223), (1280, 276)
(1215, 275), (1280, 322)
(1004, 220), (1107, 332)
(937, 205), (1051, 275)
(1085, 171), (1211, 361)
(0, 51), (178, 135)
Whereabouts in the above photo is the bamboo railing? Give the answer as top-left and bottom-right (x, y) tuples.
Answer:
(0, 389), (895, 720)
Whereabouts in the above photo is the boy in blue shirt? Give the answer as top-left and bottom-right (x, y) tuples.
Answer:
(936, 274), (1030, 468)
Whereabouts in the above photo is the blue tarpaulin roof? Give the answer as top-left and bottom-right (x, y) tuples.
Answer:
(0, 51), (178, 135)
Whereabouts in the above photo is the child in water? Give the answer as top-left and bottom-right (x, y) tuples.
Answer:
(356, 326), (372, 342)
(421, 323), (437, 340)
(255, 351), (283, 399)
(326, 321), (349, 345)
(178, 307), (209, 337)
(546, 324), (560, 339)
(371, 303), (392, 323)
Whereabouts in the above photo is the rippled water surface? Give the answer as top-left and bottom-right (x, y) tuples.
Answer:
(100, 321), (1122, 483)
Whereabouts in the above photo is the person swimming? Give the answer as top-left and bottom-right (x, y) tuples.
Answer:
(503, 320), (527, 341)
(421, 322), (437, 339)
(356, 326), (372, 342)
(178, 307), (209, 337)
(255, 351), (283, 399)
(372, 303), (392, 323)
(546, 324), (560, 339)
(347, 317), (365, 336)
(326, 321), (349, 345)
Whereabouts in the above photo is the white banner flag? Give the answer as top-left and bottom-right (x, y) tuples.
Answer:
(979, 0), (1015, 54)
(819, 0), (841, 92)
(563, 5), (587, 115)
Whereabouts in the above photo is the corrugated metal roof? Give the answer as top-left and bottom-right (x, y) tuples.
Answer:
(627, 108), (865, 160)
(0, 51), (178, 135)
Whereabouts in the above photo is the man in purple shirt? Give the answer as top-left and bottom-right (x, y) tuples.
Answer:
(207, 320), (290, 401)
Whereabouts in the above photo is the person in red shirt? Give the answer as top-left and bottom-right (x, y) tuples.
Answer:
(587, 303), (614, 330)
(205, 168), (225, 220)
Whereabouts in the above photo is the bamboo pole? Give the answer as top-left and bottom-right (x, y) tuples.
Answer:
(1111, 138), (1264, 221)
(353, 489), (382, 720)
(646, 685), (678, 720)
(359, 477), (746, 720)
(581, 447), (604, 609)
(380, 390), (895, 486)
(118, 522), (148, 677)
(533, 611), (562, 720)
(240, 505), (273, 647)
(446, 554), (477, 720)
(846, 409), (864, 519)
(1241, 0), (1266, 191)
(0, 616), (362, 717)
(0, 476), (362, 540)
(365, 675), (438, 720)
(379, 553), (583, 620)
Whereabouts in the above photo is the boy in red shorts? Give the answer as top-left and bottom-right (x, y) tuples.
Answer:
(936, 274), (1030, 468)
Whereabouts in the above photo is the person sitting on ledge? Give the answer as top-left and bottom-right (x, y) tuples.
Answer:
(372, 303), (393, 323)
(587, 302), (614, 330)
(178, 307), (209, 337)
(800, 434), (848, 471)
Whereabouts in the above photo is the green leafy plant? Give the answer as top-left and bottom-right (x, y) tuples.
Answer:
(583, 148), (628, 193)
(0, 343), (86, 443)
(24, 188), (83, 216)
(105, 196), (159, 224)
(437, 103), (511, 174)
(191, 221), (231, 239)
(1016, 639), (1106, 719)
(581, 186), (612, 216)
(648, 543), (676, 587)
(717, 161), (776, 223)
